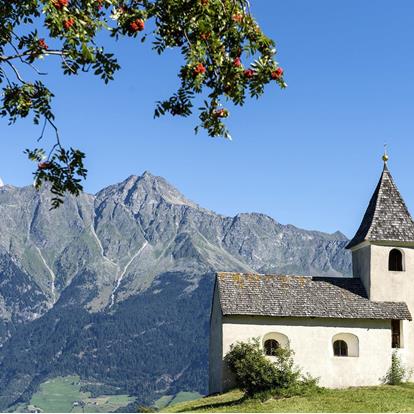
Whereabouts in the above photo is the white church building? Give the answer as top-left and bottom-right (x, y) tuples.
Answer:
(209, 158), (414, 393)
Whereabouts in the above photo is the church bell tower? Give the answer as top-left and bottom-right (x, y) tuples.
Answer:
(347, 153), (414, 304)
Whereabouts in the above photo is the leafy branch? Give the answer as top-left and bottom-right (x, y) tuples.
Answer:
(0, 0), (286, 206)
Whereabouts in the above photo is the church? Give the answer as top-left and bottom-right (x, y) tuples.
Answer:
(209, 156), (414, 393)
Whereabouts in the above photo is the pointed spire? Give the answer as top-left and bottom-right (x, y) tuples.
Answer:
(347, 160), (414, 249)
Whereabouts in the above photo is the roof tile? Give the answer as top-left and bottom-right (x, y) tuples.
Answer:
(347, 165), (414, 249)
(216, 272), (412, 321)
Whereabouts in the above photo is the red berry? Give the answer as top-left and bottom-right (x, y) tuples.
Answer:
(38, 39), (48, 50)
(136, 19), (145, 31)
(38, 161), (51, 170)
(233, 57), (241, 68)
(129, 18), (145, 33)
(271, 67), (284, 80)
(200, 0), (208, 5)
(194, 63), (206, 75)
(232, 13), (243, 23)
(54, 0), (68, 9)
(200, 32), (210, 41)
(214, 109), (229, 118)
(244, 69), (255, 78)
(129, 22), (138, 32)
(63, 18), (75, 30)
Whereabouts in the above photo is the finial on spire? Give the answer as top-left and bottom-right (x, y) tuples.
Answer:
(382, 143), (389, 164)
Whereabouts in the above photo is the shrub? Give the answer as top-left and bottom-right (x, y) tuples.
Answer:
(384, 350), (410, 385)
(224, 338), (319, 399)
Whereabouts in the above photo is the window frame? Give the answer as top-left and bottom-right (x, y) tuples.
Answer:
(389, 249), (404, 272)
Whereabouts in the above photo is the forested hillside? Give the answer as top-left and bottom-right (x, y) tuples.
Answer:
(0, 172), (351, 410)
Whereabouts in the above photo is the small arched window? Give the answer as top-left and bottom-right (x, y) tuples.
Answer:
(333, 340), (348, 357)
(264, 339), (280, 356)
(389, 249), (404, 272)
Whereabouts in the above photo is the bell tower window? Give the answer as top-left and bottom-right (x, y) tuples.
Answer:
(389, 249), (404, 272)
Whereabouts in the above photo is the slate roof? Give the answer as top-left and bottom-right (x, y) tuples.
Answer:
(216, 272), (412, 321)
(347, 164), (414, 249)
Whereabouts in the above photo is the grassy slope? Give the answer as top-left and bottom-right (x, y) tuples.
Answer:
(155, 392), (203, 410)
(164, 384), (414, 413)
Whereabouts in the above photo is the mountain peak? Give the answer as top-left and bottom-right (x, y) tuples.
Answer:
(141, 170), (153, 178)
(97, 171), (198, 209)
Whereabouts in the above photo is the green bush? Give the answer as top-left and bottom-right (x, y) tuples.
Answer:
(384, 350), (410, 385)
(224, 338), (319, 399)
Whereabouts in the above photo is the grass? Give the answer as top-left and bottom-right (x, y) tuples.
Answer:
(169, 392), (203, 406)
(30, 376), (89, 413)
(163, 383), (414, 413)
(29, 375), (135, 413)
(155, 392), (203, 410)
(154, 395), (175, 409)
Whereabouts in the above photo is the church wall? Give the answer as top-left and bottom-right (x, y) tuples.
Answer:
(220, 316), (392, 390)
(209, 282), (224, 395)
(352, 244), (371, 293)
(368, 244), (414, 376)
(369, 244), (414, 302)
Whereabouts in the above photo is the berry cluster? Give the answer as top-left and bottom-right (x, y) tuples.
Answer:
(63, 18), (75, 30)
(38, 39), (48, 50)
(244, 69), (255, 78)
(232, 13), (243, 23)
(53, 0), (68, 10)
(38, 161), (51, 170)
(271, 67), (284, 80)
(233, 57), (242, 68)
(129, 18), (145, 32)
(193, 63), (206, 75)
(214, 108), (229, 118)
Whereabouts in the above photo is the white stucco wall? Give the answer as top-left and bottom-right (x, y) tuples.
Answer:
(368, 244), (414, 303)
(352, 244), (371, 293)
(220, 316), (392, 390)
(209, 283), (223, 395)
(352, 243), (414, 376)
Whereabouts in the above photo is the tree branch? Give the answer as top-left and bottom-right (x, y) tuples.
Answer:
(0, 50), (68, 62)
(4, 60), (26, 83)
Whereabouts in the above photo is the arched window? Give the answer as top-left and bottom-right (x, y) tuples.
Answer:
(389, 249), (404, 272)
(333, 340), (348, 357)
(264, 339), (280, 356)
(332, 333), (359, 357)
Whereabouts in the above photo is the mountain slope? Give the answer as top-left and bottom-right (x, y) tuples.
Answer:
(0, 172), (351, 410)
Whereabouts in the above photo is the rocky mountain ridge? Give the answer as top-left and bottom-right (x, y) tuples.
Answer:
(0, 171), (352, 410)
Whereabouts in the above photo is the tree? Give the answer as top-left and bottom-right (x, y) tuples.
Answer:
(0, 0), (285, 207)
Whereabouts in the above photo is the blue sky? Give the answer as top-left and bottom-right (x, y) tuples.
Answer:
(1, 0), (414, 237)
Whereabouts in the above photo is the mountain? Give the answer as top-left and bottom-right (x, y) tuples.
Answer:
(0, 172), (352, 410)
